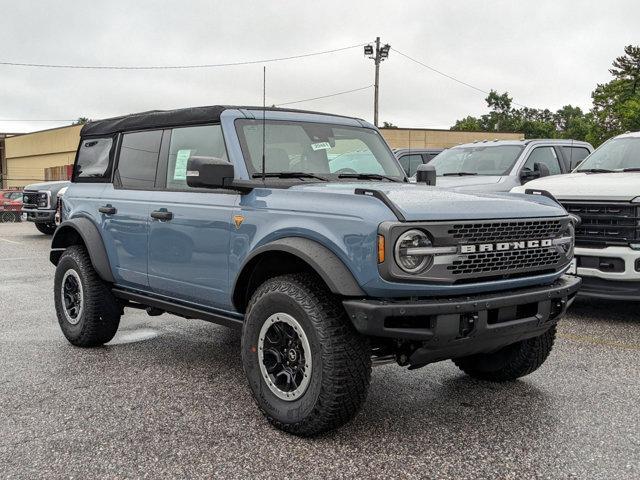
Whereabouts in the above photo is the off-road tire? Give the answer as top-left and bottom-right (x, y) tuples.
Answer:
(242, 273), (371, 436)
(453, 326), (556, 382)
(54, 245), (121, 347)
(35, 222), (57, 235)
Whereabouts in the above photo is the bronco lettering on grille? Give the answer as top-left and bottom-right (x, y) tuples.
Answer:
(460, 239), (553, 254)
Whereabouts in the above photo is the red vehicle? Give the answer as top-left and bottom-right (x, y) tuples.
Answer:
(0, 190), (23, 222)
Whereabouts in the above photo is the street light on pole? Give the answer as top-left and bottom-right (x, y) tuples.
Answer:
(364, 37), (391, 127)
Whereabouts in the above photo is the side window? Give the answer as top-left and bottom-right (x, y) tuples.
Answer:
(75, 137), (113, 181)
(166, 125), (227, 190)
(523, 147), (562, 176)
(562, 146), (591, 170)
(398, 155), (410, 175)
(399, 154), (422, 176)
(117, 130), (163, 189)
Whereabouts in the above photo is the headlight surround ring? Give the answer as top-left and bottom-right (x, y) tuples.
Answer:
(394, 229), (434, 274)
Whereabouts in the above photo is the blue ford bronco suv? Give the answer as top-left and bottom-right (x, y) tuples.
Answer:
(51, 106), (580, 436)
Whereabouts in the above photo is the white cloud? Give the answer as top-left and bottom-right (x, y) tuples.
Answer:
(0, 0), (637, 132)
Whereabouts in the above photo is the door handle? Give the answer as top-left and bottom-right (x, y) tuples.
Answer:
(98, 205), (117, 215)
(150, 209), (173, 221)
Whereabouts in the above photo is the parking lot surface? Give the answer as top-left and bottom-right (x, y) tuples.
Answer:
(0, 221), (638, 479)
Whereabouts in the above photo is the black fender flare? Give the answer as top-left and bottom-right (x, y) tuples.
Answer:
(233, 237), (365, 308)
(50, 218), (115, 283)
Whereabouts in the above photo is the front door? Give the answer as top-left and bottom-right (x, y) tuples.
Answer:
(147, 124), (237, 309)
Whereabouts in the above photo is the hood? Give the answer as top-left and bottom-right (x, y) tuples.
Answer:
(435, 175), (503, 188)
(512, 172), (640, 201)
(23, 180), (70, 191)
(290, 181), (566, 221)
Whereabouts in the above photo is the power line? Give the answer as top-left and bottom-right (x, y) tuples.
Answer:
(392, 47), (527, 108)
(275, 85), (373, 106)
(0, 43), (367, 70)
(1, 87), (375, 122)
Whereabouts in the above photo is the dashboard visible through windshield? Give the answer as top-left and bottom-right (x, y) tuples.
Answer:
(429, 145), (524, 176)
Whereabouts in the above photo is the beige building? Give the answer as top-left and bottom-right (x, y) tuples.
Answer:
(3, 124), (523, 189)
(3, 125), (81, 188)
(380, 127), (523, 149)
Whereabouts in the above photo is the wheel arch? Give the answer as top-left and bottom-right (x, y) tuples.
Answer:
(50, 218), (115, 283)
(232, 237), (365, 313)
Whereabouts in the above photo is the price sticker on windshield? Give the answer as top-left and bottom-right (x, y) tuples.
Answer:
(311, 142), (331, 151)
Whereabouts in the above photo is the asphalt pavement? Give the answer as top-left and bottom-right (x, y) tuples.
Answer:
(0, 221), (638, 479)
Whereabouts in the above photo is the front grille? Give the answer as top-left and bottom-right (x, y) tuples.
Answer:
(448, 219), (564, 243)
(560, 201), (639, 247)
(447, 248), (561, 276)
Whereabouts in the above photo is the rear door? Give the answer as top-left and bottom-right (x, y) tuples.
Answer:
(99, 129), (163, 289)
(147, 124), (237, 309)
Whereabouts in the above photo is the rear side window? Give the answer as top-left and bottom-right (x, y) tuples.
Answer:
(166, 125), (227, 190)
(117, 130), (163, 189)
(562, 146), (591, 170)
(75, 137), (113, 181)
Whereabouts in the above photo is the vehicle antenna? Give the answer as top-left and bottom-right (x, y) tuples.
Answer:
(261, 66), (266, 181)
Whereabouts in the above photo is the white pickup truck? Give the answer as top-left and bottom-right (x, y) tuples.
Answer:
(512, 131), (640, 300)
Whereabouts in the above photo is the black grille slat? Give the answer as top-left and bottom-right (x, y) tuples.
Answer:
(560, 201), (639, 246)
(448, 219), (563, 243)
(447, 248), (560, 276)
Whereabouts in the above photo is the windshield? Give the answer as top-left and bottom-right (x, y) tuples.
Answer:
(429, 145), (524, 176)
(235, 120), (405, 179)
(575, 137), (640, 172)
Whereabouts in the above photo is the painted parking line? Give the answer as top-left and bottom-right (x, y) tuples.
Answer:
(0, 257), (32, 261)
(559, 332), (640, 351)
(0, 237), (21, 245)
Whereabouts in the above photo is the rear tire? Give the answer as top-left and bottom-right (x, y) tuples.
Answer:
(241, 273), (371, 436)
(35, 222), (57, 235)
(54, 245), (121, 347)
(453, 326), (556, 382)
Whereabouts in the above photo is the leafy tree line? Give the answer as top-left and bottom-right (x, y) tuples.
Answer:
(451, 45), (640, 146)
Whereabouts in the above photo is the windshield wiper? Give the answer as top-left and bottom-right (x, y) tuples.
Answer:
(577, 168), (615, 173)
(337, 173), (401, 182)
(251, 172), (328, 181)
(622, 167), (640, 172)
(441, 172), (478, 176)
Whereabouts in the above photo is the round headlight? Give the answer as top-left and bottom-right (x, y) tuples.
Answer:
(394, 229), (433, 273)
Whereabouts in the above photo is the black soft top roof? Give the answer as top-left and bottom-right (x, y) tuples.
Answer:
(80, 105), (357, 137)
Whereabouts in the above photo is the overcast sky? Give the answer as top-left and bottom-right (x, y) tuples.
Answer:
(1, 0), (638, 133)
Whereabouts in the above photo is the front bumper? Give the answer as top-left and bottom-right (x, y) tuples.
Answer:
(22, 208), (55, 223)
(574, 246), (640, 300)
(343, 275), (581, 365)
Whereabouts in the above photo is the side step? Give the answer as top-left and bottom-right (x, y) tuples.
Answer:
(112, 288), (244, 330)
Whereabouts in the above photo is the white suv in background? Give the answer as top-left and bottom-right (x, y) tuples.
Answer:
(512, 131), (640, 300)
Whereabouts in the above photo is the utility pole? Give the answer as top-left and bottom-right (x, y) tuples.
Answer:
(364, 37), (391, 127)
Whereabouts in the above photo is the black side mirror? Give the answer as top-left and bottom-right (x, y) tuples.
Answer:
(416, 164), (436, 186)
(534, 162), (551, 178)
(186, 156), (234, 189)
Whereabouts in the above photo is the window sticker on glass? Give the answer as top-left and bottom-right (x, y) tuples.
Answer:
(174, 149), (191, 180)
(311, 142), (331, 151)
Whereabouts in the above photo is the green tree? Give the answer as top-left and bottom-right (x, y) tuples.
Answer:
(609, 45), (640, 95)
(73, 117), (90, 125)
(382, 121), (398, 128)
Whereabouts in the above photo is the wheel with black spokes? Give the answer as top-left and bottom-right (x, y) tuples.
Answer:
(242, 273), (371, 437)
